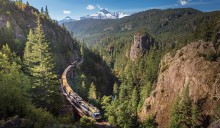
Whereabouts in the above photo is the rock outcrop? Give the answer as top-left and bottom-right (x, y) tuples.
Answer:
(209, 119), (220, 128)
(129, 32), (154, 61)
(139, 41), (220, 127)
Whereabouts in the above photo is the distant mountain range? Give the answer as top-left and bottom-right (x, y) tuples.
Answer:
(58, 9), (128, 24)
(58, 16), (75, 24)
(80, 9), (128, 20)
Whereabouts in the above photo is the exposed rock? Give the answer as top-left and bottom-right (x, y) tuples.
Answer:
(129, 32), (154, 61)
(139, 41), (220, 127)
(0, 116), (21, 128)
(209, 119), (220, 128)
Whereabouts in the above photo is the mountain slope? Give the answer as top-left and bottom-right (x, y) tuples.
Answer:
(64, 8), (220, 47)
(139, 40), (220, 127)
(58, 16), (75, 24)
(0, 1), (80, 72)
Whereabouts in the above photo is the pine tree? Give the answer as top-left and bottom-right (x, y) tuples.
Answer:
(131, 87), (138, 112)
(80, 44), (84, 56)
(40, 7), (44, 14)
(168, 95), (181, 128)
(179, 85), (192, 127)
(23, 29), (35, 74)
(88, 82), (97, 100)
(81, 81), (86, 98)
(191, 103), (202, 127)
(23, 17), (60, 114)
(169, 86), (193, 128)
(26, 1), (29, 6)
(45, 5), (50, 18)
(119, 84), (126, 100)
(0, 45), (29, 118)
(113, 82), (119, 96)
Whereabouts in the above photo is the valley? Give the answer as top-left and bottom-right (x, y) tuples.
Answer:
(0, 0), (220, 128)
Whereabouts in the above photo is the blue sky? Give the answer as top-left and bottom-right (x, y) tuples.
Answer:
(22, 0), (220, 20)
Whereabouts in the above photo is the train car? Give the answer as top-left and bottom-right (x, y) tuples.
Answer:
(61, 58), (101, 120)
(79, 101), (101, 119)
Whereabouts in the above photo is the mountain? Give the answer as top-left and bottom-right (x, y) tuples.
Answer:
(63, 7), (220, 127)
(0, 1), (80, 72)
(58, 16), (75, 24)
(64, 8), (220, 46)
(0, 1), (81, 127)
(113, 11), (128, 19)
(80, 9), (128, 20)
(139, 40), (220, 126)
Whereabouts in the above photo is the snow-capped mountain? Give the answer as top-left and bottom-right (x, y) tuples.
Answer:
(80, 9), (128, 20)
(113, 11), (129, 19)
(58, 16), (75, 24)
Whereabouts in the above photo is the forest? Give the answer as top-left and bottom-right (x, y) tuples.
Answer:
(0, 0), (220, 128)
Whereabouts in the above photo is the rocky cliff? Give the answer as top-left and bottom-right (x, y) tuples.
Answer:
(139, 41), (220, 127)
(129, 32), (154, 61)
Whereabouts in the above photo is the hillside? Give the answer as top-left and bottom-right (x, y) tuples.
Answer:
(64, 8), (220, 47)
(0, 1), (82, 127)
(139, 40), (220, 127)
(63, 8), (220, 128)
(0, 1), (80, 72)
(0, 1), (220, 128)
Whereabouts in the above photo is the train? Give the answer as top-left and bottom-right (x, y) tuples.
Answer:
(61, 59), (101, 119)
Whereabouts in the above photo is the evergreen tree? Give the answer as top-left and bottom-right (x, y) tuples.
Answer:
(168, 95), (181, 128)
(26, 1), (29, 6)
(80, 44), (85, 56)
(119, 84), (126, 100)
(131, 87), (138, 112)
(0, 45), (29, 118)
(88, 82), (97, 100)
(179, 85), (192, 127)
(45, 5), (50, 18)
(40, 7), (44, 14)
(113, 82), (119, 96)
(191, 103), (202, 127)
(23, 17), (61, 115)
(81, 80), (86, 98)
(23, 29), (35, 74)
(169, 86), (193, 128)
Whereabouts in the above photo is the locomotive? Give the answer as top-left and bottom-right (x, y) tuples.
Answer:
(61, 59), (101, 119)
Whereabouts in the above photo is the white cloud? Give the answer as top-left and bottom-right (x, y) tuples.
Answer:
(180, 0), (190, 5)
(97, 4), (103, 10)
(86, 4), (95, 10)
(63, 10), (71, 15)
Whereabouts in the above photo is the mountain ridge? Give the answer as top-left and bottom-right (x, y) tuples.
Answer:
(80, 9), (128, 20)
(58, 16), (75, 24)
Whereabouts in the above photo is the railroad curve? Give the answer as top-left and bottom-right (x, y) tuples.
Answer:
(60, 58), (101, 119)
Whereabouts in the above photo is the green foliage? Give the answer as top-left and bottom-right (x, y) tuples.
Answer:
(26, 104), (57, 128)
(80, 116), (96, 128)
(23, 17), (62, 115)
(64, 8), (220, 48)
(88, 82), (97, 102)
(0, 45), (59, 128)
(214, 104), (220, 120)
(139, 115), (157, 128)
(131, 87), (139, 112)
(0, 45), (29, 118)
(199, 53), (218, 61)
(169, 86), (203, 128)
(113, 82), (119, 96)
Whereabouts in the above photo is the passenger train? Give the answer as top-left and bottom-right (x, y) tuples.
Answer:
(61, 59), (101, 119)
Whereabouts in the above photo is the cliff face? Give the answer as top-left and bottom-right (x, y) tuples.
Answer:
(139, 41), (220, 127)
(129, 33), (154, 61)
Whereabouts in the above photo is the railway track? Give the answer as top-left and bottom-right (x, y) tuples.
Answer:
(60, 58), (101, 119)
